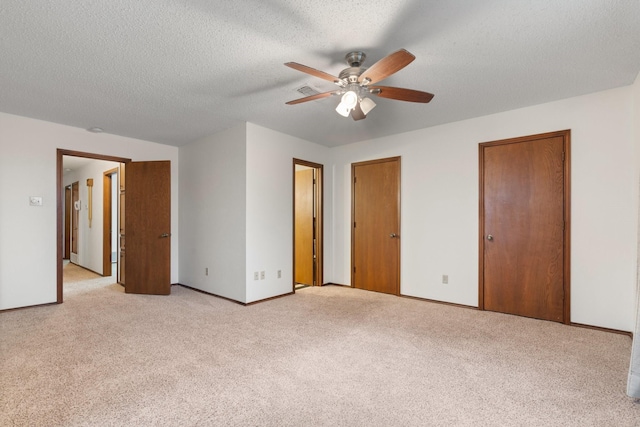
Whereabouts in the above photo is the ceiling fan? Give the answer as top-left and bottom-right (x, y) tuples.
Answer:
(285, 49), (434, 121)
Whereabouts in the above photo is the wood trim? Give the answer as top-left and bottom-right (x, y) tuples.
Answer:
(103, 172), (111, 277)
(563, 135), (572, 325)
(64, 186), (71, 259)
(177, 284), (247, 305)
(570, 322), (632, 338)
(57, 152), (63, 303)
(351, 156), (401, 295)
(478, 130), (571, 323)
(57, 149), (131, 304)
(478, 145), (485, 310)
(245, 291), (295, 305)
(58, 149), (132, 163)
(178, 284), (294, 306)
(400, 294), (478, 310)
(292, 159), (324, 291)
(0, 302), (58, 313)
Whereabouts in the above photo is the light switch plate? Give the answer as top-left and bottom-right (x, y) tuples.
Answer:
(29, 196), (43, 206)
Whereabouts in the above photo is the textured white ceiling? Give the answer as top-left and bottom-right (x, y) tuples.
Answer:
(1, 0), (639, 147)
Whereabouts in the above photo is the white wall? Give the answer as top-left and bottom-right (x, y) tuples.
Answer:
(178, 123), (331, 304)
(633, 73), (640, 332)
(63, 159), (119, 274)
(245, 123), (331, 303)
(178, 125), (247, 302)
(331, 86), (638, 332)
(0, 112), (179, 310)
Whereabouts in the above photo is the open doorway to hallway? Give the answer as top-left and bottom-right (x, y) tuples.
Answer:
(62, 156), (121, 279)
(58, 150), (131, 303)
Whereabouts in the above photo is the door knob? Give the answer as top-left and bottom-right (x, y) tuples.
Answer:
(390, 233), (398, 238)
(486, 234), (493, 241)
(160, 233), (171, 238)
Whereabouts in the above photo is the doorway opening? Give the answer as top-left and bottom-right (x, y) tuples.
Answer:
(57, 149), (131, 303)
(293, 159), (323, 291)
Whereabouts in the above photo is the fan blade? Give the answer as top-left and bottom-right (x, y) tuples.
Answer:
(369, 86), (434, 103)
(358, 49), (415, 84)
(285, 91), (337, 105)
(351, 103), (366, 121)
(285, 62), (341, 84)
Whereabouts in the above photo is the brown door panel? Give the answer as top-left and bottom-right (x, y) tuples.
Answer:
(295, 169), (314, 285)
(352, 157), (400, 295)
(125, 161), (171, 295)
(481, 132), (569, 323)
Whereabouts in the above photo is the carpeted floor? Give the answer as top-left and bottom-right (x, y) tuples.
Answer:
(62, 261), (103, 283)
(1, 279), (638, 426)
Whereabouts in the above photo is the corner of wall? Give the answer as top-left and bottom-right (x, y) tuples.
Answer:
(178, 125), (248, 303)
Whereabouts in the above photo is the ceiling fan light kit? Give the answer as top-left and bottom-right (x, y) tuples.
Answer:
(285, 49), (434, 121)
(359, 97), (376, 115)
(335, 90), (359, 117)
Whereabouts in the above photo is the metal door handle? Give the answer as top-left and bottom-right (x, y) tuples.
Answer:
(486, 234), (493, 241)
(390, 233), (398, 238)
(160, 233), (171, 238)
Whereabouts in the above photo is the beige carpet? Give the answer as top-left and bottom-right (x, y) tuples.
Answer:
(1, 280), (638, 426)
(63, 261), (103, 283)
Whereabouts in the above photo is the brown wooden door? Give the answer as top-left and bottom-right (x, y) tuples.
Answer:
(295, 168), (314, 285)
(71, 182), (79, 255)
(102, 169), (118, 277)
(119, 163), (126, 285)
(480, 131), (569, 323)
(64, 186), (71, 259)
(125, 161), (171, 295)
(352, 157), (400, 295)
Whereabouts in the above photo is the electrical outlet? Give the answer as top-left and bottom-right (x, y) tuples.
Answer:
(277, 270), (282, 279)
(254, 272), (259, 280)
(260, 271), (265, 280)
(442, 275), (448, 284)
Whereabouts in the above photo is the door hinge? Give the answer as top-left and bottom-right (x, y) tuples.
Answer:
(353, 266), (356, 273)
(353, 222), (356, 228)
(354, 176), (357, 183)
(562, 152), (565, 162)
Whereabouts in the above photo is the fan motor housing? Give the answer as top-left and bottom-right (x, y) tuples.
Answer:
(344, 51), (366, 67)
(339, 67), (364, 83)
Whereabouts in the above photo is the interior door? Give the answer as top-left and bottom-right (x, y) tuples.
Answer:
(480, 131), (569, 323)
(103, 168), (118, 277)
(295, 168), (314, 286)
(64, 186), (71, 259)
(71, 181), (79, 257)
(352, 157), (400, 295)
(124, 161), (171, 295)
(119, 163), (125, 285)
